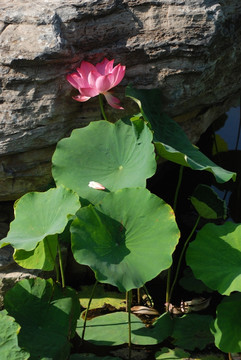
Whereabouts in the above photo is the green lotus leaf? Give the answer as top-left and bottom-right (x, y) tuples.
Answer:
(71, 188), (180, 292)
(172, 314), (214, 350)
(186, 222), (241, 295)
(211, 293), (241, 352)
(126, 85), (236, 184)
(179, 267), (212, 294)
(78, 284), (125, 310)
(13, 235), (58, 271)
(52, 119), (156, 204)
(190, 184), (227, 219)
(70, 355), (122, 360)
(155, 347), (190, 360)
(196, 356), (226, 360)
(4, 278), (80, 360)
(0, 186), (80, 251)
(212, 134), (228, 156)
(76, 311), (172, 346)
(0, 310), (30, 360)
(155, 351), (225, 360)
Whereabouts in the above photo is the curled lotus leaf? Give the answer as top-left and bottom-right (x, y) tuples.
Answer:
(0, 186), (80, 251)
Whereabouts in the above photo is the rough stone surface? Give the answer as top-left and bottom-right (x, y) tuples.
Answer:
(0, 263), (39, 308)
(0, 216), (41, 309)
(0, 0), (241, 200)
(0, 203), (37, 308)
(0, 228), (68, 308)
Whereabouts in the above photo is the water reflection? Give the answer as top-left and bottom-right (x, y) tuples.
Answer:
(216, 107), (241, 150)
(211, 106), (241, 222)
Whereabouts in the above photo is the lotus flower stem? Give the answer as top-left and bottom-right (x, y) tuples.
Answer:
(57, 240), (65, 288)
(82, 280), (98, 342)
(99, 94), (108, 121)
(55, 264), (60, 284)
(166, 165), (184, 308)
(127, 290), (132, 360)
(165, 270), (171, 311)
(137, 288), (141, 304)
(45, 235), (60, 284)
(173, 165), (184, 212)
(143, 284), (154, 307)
(169, 215), (201, 302)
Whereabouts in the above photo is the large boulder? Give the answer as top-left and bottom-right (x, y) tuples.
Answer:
(0, 0), (240, 200)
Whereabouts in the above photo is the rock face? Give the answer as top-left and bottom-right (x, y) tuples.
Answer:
(0, 0), (241, 200)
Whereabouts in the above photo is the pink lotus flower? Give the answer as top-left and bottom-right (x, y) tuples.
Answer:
(88, 181), (105, 190)
(67, 58), (126, 109)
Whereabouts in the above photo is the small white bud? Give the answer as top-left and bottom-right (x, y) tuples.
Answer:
(88, 181), (105, 190)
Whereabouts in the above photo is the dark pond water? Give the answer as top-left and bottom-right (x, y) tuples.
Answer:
(216, 106), (240, 150)
(211, 105), (241, 222)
